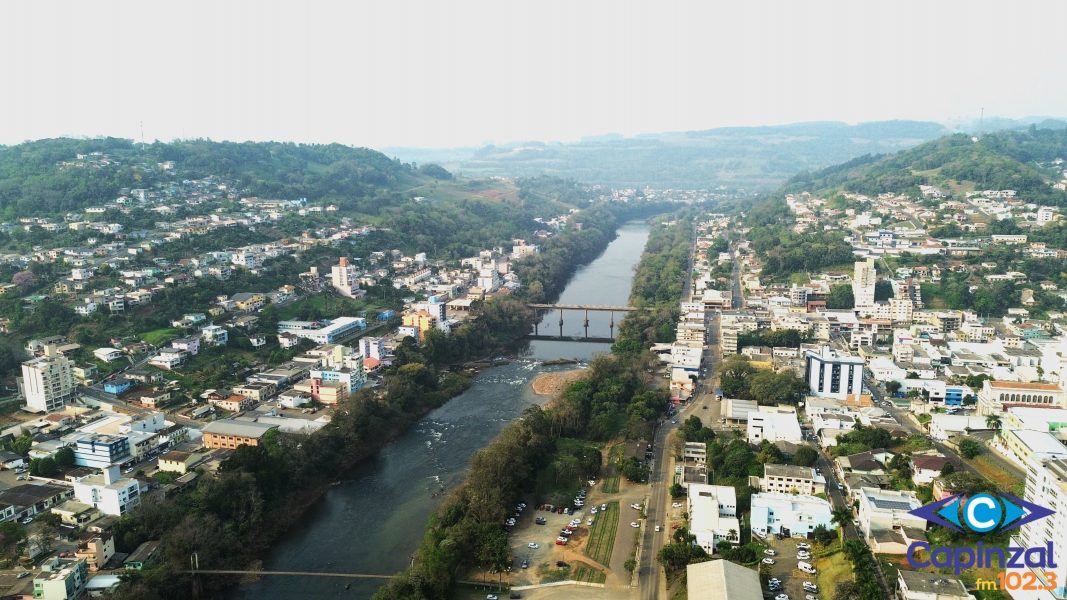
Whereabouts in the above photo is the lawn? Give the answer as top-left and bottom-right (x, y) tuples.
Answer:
(573, 564), (607, 584)
(815, 550), (853, 600)
(584, 501), (620, 566)
(142, 327), (180, 346)
(602, 445), (623, 494)
(970, 454), (1024, 494)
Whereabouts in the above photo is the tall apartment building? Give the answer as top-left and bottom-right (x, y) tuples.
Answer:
(19, 353), (76, 413)
(805, 345), (864, 400)
(853, 257), (877, 308)
(330, 257), (361, 298)
(1008, 457), (1067, 600)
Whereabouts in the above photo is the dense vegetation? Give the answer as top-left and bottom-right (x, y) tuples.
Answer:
(784, 128), (1067, 206)
(736, 328), (810, 350)
(717, 354), (807, 406)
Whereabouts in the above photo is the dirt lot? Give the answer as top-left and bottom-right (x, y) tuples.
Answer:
(759, 535), (820, 600)
(503, 502), (606, 586)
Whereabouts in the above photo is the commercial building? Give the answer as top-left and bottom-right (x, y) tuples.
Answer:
(749, 492), (833, 538)
(688, 484), (741, 553)
(20, 354), (76, 413)
(761, 464), (823, 495)
(1009, 457), (1067, 600)
(805, 346), (864, 400)
(686, 559), (762, 600)
(897, 571), (972, 600)
(73, 435), (131, 469)
(277, 317), (366, 344)
(202, 419), (277, 449)
(330, 257), (361, 298)
(72, 466), (141, 516)
(853, 257), (877, 308)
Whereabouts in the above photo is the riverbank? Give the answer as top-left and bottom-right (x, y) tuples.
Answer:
(531, 369), (586, 397)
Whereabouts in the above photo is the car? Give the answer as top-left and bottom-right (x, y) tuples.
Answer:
(601, 503), (607, 510)
(587, 518), (594, 525)
(852, 520), (860, 527)
(800, 565), (817, 574)
(510, 593), (522, 599)
(836, 483), (845, 491)
(630, 522), (640, 528)
(527, 542), (539, 549)
(591, 506), (598, 514)
(654, 525), (661, 532)
(570, 519), (581, 526)
(796, 542), (811, 550)
(521, 560), (529, 569)
(535, 517), (546, 525)
(776, 595), (790, 600)
(588, 480), (596, 486)
(762, 558), (775, 565)
(806, 596), (818, 600)
(574, 501), (585, 507)
(16, 475), (26, 481)
(764, 549), (776, 556)
(631, 503), (642, 510)
(672, 502), (682, 508)
(671, 420), (677, 424)
(487, 595), (499, 600)
(803, 583), (818, 592)
(556, 560), (569, 568)
(16, 572), (30, 579)
(20, 517), (32, 525)
(555, 538), (568, 545)
(797, 551), (811, 560)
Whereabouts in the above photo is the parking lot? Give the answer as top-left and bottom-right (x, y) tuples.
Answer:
(505, 498), (606, 584)
(758, 535), (819, 600)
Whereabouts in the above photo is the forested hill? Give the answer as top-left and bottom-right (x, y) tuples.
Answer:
(783, 127), (1067, 206)
(0, 138), (440, 218)
(387, 120), (950, 191)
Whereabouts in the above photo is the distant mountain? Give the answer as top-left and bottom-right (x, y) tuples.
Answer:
(386, 120), (951, 191)
(782, 127), (1067, 206)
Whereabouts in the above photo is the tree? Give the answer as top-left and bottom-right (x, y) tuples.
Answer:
(29, 457), (58, 478)
(793, 446), (818, 467)
(624, 558), (637, 572)
(831, 507), (853, 546)
(885, 381), (901, 396)
(985, 415), (1002, 431)
(940, 462), (956, 476)
(54, 446), (75, 468)
(827, 284), (855, 309)
(958, 438), (984, 459)
(670, 483), (685, 498)
(7, 434), (32, 456)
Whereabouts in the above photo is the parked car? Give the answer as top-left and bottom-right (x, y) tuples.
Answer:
(764, 549), (776, 556)
(762, 558), (775, 565)
(555, 538), (568, 545)
(527, 542), (539, 549)
(587, 479), (596, 486)
(806, 596), (818, 600)
(20, 517), (32, 525)
(601, 503), (608, 510)
(16, 572), (30, 579)
(630, 522), (640, 528)
(775, 595), (790, 600)
(556, 561), (569, 568)
(671, 502), (682, 508)
(797, 551), (811, 560)
(521, 560), (528, 569)
(796, 542), (811, 550)
(487, 595), (499, 600)
(631, 503), (642, 510)
(654, 525), (661, 532)
(803, 582), (818, 593)
(535, 517), (546, 525)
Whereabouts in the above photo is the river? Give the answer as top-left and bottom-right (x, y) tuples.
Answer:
(233, 220), (650, 599)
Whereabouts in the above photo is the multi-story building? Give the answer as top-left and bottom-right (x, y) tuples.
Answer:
(977, 380), (1067, 416)
(747, 410), (803, 444)
(359, 336), (387, 360)
(277, 317), (366, 344)
(72, 466), (140, 516)
(853, 257), (877, 308)
(331, 257), (361, 298)
(897, 570), (971, 600)
(688, 484), (741, 553)
(1009, 457), (1067, 600)
(750, 492), (833, 538)
(805, 345), (864, 400)
(75, 533), (116, 572)
(33, 556), (87, 600)
(856, 487), (925, 540)
(761, 464), (822, 495)
(19, 354), (75, 413)
(73, 435), (131, 469)
(202, 419), (277, 449)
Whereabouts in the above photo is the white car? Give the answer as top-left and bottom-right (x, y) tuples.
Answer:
(601, 503), (607, 510)
(806, 595), (818, 600)
(803, 583), (818, 593)
(591, 506), (598, 514)
(630, 522), (640, 528)
(654, 525), (661, 532)
(527, 542), (539, 549)
(775, 595), (790, 600)
(570, 519), (581, 526)
(762, 558), (775, 565)
(796, 542), (811, 550)
(764, 549), (776, 556)
(671, 502), (682, 508)
(588, 480), (596, 486)
(631, 503), (642, 510)
(587, 518), (594, 525)
(797, 551), (811, 560)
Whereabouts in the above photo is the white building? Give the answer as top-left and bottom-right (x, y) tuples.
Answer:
(856, 487), (925, 540)
(277, 317), (366, 344)
(853, 257), (877, 308)
(330, 257), (361, 298)
(761, 464), (823, 495)
(686, 559), (763, 600)
(897, 571), (972, 600)
(1008, 457), (1067, 600)
(747, 409), (803, 444)
(72, 466), (141, 516)
(805, 346), (865, 400)
(688, 484), (741, 553)
(20, 354), (76, 413)
(33, 556), (88, 600)
(750, 492), (833, 538)
(92, 348), (123, 362)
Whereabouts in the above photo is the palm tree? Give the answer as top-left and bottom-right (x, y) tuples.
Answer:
(831, 507), (853, 547)
(986, 415), (1002, 431)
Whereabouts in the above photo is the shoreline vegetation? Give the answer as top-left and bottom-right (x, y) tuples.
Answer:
(110, 201), (673, 600)
(373, 212), (698, 600)
(530, 369), (586, 397)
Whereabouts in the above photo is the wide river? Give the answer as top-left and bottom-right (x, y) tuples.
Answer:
(234, 221), (650, 599)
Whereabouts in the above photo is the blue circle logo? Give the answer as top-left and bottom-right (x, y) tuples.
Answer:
(961, 494), (1003, 533)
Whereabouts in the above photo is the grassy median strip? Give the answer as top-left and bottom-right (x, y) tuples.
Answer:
(602, 446), (623, 493)
(574, 564), (607, 584)
(584, 500), (620, 565)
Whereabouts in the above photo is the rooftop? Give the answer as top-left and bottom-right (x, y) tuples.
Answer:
(989, 380), (1062, 391)
(764, 463), (815, 480)
(687, 559), (762, 600)
(898, 570), (969, 597)
(202, 418), (276, 439)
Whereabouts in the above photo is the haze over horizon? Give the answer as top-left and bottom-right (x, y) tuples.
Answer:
(3, 0), (1067, 149)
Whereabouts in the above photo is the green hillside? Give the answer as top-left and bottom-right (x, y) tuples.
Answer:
(783, 128), (1067, 205)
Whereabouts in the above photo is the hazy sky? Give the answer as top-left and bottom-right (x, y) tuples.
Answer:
(2, 0), (1066, 149)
